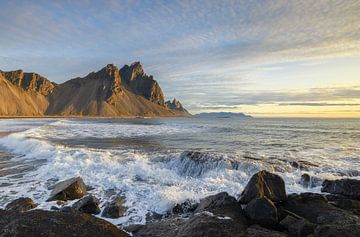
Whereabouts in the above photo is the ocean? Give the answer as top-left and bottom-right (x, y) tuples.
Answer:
(0, 117), (359, 226)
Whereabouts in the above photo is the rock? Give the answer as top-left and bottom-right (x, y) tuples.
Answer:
(314, 224), (360, 237)
(280, 215), (316, 237)
(47, 177), (87, 201)
(102, 196), (127, 218)
(246, 225), (287, 237)
(289, 160), (319, 170)
(127, 216), (185, 237)
(5, 197), (37, 212)
(321, 178), (360, 200)
(56, 200), (66, 206)
(72, 195), (101, 214)
(239, 170), (287, 204)
(172, 199), (198, 214)
(245, 197), (278, 227)
(283, 193), (360, 225)
(333, 198), (360, 211)
(177, 211), (248, 237)
(0, 209), (129, 237)
(300, 173), (311, 188)
(195, 192), (247, 221)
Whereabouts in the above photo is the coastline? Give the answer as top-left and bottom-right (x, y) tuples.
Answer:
(1, 170), (359, 236)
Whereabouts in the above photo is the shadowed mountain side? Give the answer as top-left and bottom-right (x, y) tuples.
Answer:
(46, 64), (174, 116)
(120, 62), (165, 106)
(165, 98), (191, 117)
(0, 71), (49, 116)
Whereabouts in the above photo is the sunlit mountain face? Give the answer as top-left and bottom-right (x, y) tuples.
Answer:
(0, 0), (359, 117)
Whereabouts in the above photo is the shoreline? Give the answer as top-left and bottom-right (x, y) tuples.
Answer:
(1, 171), (359, 236)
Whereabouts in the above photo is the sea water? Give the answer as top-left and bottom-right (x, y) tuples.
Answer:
(0, 118), (359, 226)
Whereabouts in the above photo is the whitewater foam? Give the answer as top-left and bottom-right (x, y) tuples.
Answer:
(0, 118), (359, 226)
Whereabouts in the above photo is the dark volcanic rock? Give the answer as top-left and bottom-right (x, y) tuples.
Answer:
(177, 211), (247, 237)
(127, 216), (185, 237)
(195, 192), (246, 221)
(283, 193), (360, 225)
(245, 197), (278, 227)
(280, 215), (316, 237)
(239, 170), (287, 204)
(172, 199), (198, 214)
(72, 195), (101, 214)
(314, 224), (360, 237)
(321, 178), (360, 200)
(300, 173), (311, 188)
(246, 224), (287, 237)
(102, 196), (127, 218)
(0, 209), (129, 237)
(47, 177), (87, 201)
(5, 198), (37, 212)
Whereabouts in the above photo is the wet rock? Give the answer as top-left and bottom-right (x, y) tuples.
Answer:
(246, 224), (287, 237)
(72, 195), (101, 214)
(300, 174), (311, 188)
(47, 177), (87, 201)
(283, 193), (360, 225)
(321, 178), (360, 200)
(314, 224), (360, 237)
(0, 209), (129, 237)
(290, 160), (318, 171)
(280, 215), (316, 237)
(333, 198), (360, 211)
(172, 199), (198, 214)
(195, 192), (246, 221)
(239, 170), (287, 204)
(102, 196), (127, 218)
(245, 197), (278, 227)
(177, 211), (248, 237)
(127, 216), (185, 237)
(5, 197), (37, 212)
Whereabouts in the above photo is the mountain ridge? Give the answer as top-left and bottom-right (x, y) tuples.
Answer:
(0, 63), (191, 117)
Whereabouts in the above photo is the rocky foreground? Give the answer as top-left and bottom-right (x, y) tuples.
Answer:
(1, 171), (360, 237)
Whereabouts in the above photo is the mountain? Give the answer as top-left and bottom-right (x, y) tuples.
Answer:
(194, 112), (252, 118)
(0, 63), (190, 117)
(165, 98), (191, 117)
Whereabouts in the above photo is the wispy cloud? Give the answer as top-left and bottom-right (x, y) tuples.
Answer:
(0, 0), (359, 115)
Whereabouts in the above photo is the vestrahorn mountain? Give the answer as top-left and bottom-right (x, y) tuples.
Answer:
(0, 62), (191, 117)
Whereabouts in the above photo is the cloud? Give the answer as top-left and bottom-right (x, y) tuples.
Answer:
(0, 0), (359, 115)
(278, 103), (360, 106)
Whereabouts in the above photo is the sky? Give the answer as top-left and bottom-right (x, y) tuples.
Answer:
(0, 0), (359, 117)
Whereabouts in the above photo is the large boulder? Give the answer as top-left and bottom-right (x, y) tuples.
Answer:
(102, 196), (127, 218)
(195, 192), (247, 221)
(321, 178), (360, 200)
(72, 195), (101, 214)
(244, 197), (278, 227)
(239, 170), (287, 204)
(5, 198), (37, 212)
(0, 209), (129, 237)
(47, 177), (87, 201)
(177, 211), (247, 237)
(283, 193), (360, 225)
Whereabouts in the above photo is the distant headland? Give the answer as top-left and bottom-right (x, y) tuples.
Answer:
(194, 112), (252, 118)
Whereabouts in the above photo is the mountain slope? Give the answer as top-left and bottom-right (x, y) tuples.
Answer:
(0, 70), (53, 116)
(165, 98), (191, 117)
(0, 63), (189, 117)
